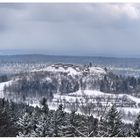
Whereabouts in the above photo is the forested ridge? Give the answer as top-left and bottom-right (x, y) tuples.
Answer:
(4, 67), (140, 100)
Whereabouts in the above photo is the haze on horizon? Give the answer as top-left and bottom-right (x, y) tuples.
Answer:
(1, 3), (140, 58)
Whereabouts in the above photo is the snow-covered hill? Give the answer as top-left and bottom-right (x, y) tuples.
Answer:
(32, 63), (107, 76)
(1, 63), (140, 123)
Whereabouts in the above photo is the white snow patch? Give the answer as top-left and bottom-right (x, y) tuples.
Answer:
(51, 66), (79, 75)
(122, 119), (134, 124)
(32, 65), (80, 75)
(42, 77), (52, 83)
(0, 80), (13, 98)
(89, 67), (106, 75)
(118, 107), (140, 114)
(68, 90), (106, 96)
(127, 95), (140, 104)
(69, 90), (140, 105)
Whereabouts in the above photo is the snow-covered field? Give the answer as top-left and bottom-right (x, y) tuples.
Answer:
(52, 89), (140, 106)
(48, 89), (140, 123)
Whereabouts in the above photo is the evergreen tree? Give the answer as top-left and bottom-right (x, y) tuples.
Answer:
(0, 104), (18, 137)
(122, 123), (135, 137)
(64, 113), (98, 137)
(40, 97), (49, 115)
(134, 114), (140, 137)
(87, 116), (98, 137)
(17, 112), (33, 137)
(64, 111), (82, 137)
(51, 104), (65, 137)
(31, 101), (51, 137)
(31, 112), (51, 137)
(98, 105), (123, 137)
(98, 117), (107, 137)
(89, 62), (92, 67)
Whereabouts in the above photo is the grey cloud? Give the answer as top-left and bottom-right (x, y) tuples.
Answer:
(0, 3), (140, 57)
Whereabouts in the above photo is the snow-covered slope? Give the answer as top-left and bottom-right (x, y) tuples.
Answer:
(47, 89), (140, 123)
(52, 90), (140, 106)
(68, 90), (140, 106)
(69, 90), (106, 96)
(0, 80), (13, 98)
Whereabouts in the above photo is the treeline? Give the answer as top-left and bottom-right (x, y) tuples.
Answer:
(100, 72), (140, 96)
(1, 97), (140, 137)
(0, 75), (8, 83)
(0, 98), (34, 137)
(4, 71), (79, 100)
(4, 69), (140, 100)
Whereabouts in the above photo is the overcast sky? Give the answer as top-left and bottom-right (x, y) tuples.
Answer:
(0, 3), (140, 57)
